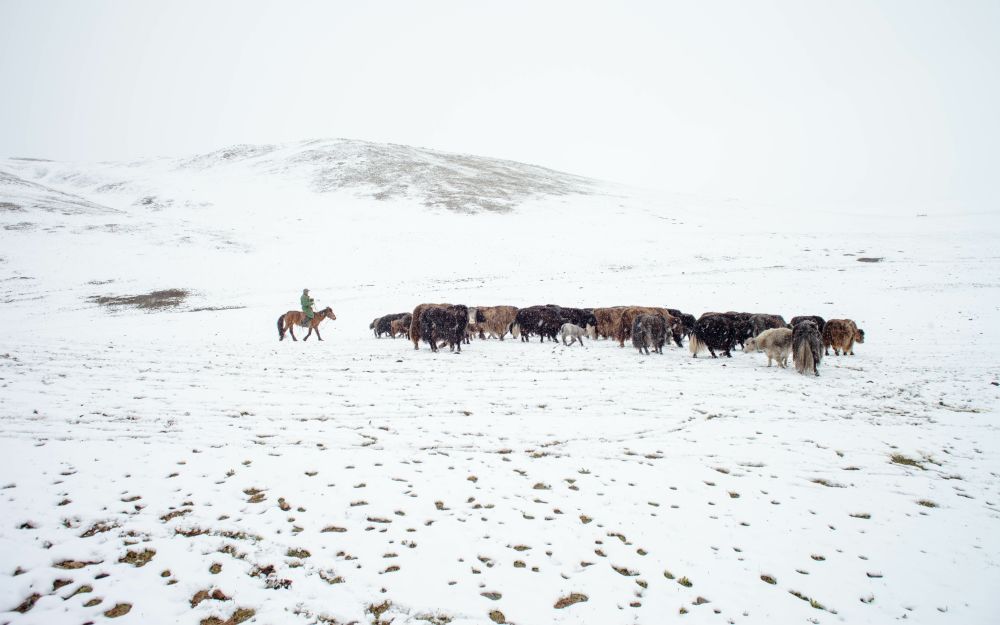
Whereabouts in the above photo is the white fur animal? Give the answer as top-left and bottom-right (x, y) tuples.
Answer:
(560, 323), (587, 347)
(743, 327), (793, 368)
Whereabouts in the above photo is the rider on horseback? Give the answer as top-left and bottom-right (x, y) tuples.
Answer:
(300, 288), (315, 326)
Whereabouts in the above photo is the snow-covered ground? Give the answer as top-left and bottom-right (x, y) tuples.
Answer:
(1, 140), (998, 625)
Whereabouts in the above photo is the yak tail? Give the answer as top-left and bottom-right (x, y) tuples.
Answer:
(277, 314), (285, 340)
(689, 331), (705, 356)
(794, 341), (813, 375)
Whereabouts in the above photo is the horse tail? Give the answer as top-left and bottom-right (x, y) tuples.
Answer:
(277, 314), (286, 340)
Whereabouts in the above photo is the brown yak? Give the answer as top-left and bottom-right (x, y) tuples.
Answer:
(823, 319), (865, 355)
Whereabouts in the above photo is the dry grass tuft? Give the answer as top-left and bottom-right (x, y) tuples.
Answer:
(119, 549), (156, 567)
(554, 593), (588, 609)
(104, 603), (132, 618)
(890, 453), (925, 470)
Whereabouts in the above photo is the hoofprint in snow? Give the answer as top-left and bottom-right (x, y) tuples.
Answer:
(1, 140), (998, 625)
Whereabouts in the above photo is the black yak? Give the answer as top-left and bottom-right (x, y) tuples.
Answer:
(690, 313), (736, 358)
(420, 304), (471, 353)
(792, 320), (823, 376)
(632, 314), (668, 355)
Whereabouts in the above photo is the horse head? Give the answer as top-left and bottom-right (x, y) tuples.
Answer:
(323, 307), (337, 320)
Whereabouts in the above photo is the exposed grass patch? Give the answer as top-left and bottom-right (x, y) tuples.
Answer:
(850, 512), (871, 519)
(14, 593), (41, 613)
(890, 453), (925, 470)
(554, 593), (588, 609)
(80, 521), (118, 537)
(368, 601), (391, 621)
(678, 576), (693, 587)
(160, 509), (190, 522)
(119, 549), (156, 567)
(810, 478), (844, 488)
(200, 607), (255, 625)
(104, 603), (132, 618)
(89, 289), (190, 311)
(760, 574), (776, 585)
(917, 499), (938, 508)
(612, 565), (639, 577)
(54, 559), (101, 569)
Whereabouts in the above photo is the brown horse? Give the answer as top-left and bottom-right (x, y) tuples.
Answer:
(277, 307), (336, 341)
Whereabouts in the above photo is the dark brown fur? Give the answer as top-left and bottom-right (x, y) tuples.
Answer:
(420, 305), (470, 353)
(410, 303), (451, 349)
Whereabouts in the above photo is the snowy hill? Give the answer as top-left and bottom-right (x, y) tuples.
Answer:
(2, 138), (599, 215)
(0, 140), (998, 625)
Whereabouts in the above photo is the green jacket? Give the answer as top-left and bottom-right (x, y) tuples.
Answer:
(300, 293), (315, 318)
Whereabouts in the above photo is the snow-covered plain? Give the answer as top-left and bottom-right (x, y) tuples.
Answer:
(1, 139), (998, 625)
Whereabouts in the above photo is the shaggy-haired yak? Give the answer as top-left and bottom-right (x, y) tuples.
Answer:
(723, 312), (755, 347)
(632, 314), (668, 355)
(372, 312), (409, 338)
(823, 318), (864, 356)
(390, 314), (412, 339)
(792, 320), (823, 375)
(616, 307), (683, 348)
(410, 303), (474, 350)
(419, 304), (471, 353)
(512, 305), (554, 342)
(473, 305), (519, 340)
(690, 313), (736, 358)
(511, 306), (595, 342)
(744, 327), (793, 368)
(593, 307), (628, 340)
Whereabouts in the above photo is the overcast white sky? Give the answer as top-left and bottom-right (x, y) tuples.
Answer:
(1, 1), (997, 213)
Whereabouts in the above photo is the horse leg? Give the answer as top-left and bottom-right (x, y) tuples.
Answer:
(303, 326), (313, 341)
(289, 325), (297, 341)
(314, 326), (323, 341)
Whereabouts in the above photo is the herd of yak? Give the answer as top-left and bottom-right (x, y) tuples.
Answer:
(369, 305), (865, 376)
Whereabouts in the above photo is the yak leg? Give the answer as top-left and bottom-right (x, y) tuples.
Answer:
(578, 337), (584, 347)
(707, 346), (717, 358)
(767, 355), (772, 367)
